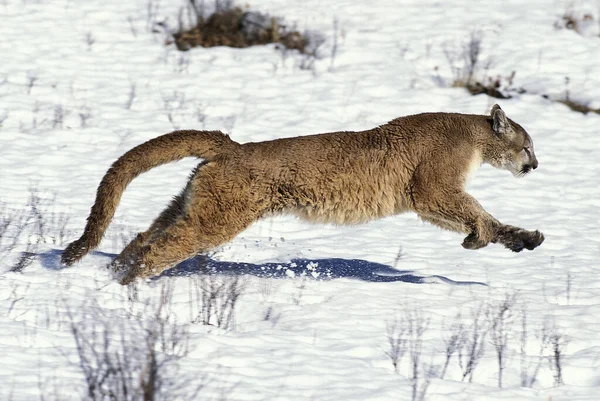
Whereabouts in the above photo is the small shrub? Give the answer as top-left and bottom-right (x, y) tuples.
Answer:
(407, 310), (432, 401)
(556, 98), (600, 114)
(519, 309), (550, 388)
(189, 259), (247, 330)
(67, 282), (204, 401)
(384, 310), (433, 401)
(1, 189), (71, 272)
(554, 6), (598, 36)
(439, 312), (465, 380)
(171, 1), (309, 54)
(487, 293), (517, 388)
(441, 32), (600, 111)
(547, 322), (568, 386)
(553, 76), (600, 114)
(385, 316), (408, 373)
(464, 72), (520, 99)
(457, 303), (489, 383)
(441, 32), (523, 99)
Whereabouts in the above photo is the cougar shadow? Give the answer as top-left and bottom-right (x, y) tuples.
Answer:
(158, 255), (486, 286)
(40, 249), (485, 286)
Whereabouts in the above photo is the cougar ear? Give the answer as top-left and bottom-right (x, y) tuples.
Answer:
(491, 104), (510, 136)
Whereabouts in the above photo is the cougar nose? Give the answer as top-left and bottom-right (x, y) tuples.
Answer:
(532, 158), (538, 170)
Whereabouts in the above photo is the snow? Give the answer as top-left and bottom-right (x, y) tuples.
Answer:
(1, 0), (600, 400)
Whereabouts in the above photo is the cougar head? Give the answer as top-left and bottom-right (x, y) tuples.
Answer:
(487, 104), (539, 177)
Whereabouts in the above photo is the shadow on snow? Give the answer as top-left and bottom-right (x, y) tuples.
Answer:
(39, 249), (486, 286)
(158, 256), (487, 285)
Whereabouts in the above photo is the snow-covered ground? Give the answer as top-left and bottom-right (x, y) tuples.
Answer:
(1, 0), (600, 399)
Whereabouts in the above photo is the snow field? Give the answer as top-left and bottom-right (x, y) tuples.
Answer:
(1, 0), (600, 400)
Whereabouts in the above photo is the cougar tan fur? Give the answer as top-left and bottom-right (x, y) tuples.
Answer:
(62, 104), (544, 284)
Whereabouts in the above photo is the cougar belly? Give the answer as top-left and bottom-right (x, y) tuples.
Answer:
(291, 184), (407, 225)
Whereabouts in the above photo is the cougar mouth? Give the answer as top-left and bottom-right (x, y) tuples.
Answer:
(516, 165), (532, 177)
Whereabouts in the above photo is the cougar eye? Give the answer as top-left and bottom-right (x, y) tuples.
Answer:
(523, 147), (531, 156)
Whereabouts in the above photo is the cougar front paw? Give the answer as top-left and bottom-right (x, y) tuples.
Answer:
(108, 260), (143, 285)
(108, 255), (143, 285)
(523, 230), (544, 250)
(118, 268), (142, 285)
(462, 233), (489, 250)
(505, 236), (525, 252)
(500, 229), (544, 252)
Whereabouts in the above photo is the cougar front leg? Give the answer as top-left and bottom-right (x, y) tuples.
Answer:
(412, 187), (500, 250)
(418, 214), (466, 234)
(413, 187), (543, 252)
(108, 232), (149, 279)
(108, 190), (190, 279)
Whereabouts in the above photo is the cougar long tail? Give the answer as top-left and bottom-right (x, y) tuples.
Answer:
(61, 130), (237, 266)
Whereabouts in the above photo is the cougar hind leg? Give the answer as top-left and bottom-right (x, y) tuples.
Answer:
(116, 197), (258, 285)
(114, 161), (262, 284)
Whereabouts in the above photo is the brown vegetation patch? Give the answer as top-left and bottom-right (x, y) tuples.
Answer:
(554, 10), (595, 35)
(172, 6), (307, 53)
(556, 98), (600, 115)
(464, 81), (511, 100)
(454, 72), (524, 100)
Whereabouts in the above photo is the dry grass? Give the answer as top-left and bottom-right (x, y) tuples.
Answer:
(442, 32), (523, 100)
(171, 5), (308, 54)
(554, 7), (596, 35)
(553, 76), (600, 115)
(556, 98), (600, 114)
(463, 76), (516, 100)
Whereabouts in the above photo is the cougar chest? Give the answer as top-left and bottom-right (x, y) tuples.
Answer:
(465, 150), (483, 183)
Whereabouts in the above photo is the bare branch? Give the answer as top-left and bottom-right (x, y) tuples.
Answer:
(488, 292), (517, 388)
(458, 303), (489, 382)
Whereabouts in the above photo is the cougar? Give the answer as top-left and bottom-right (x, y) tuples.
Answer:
(62, 104), (544, 284)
